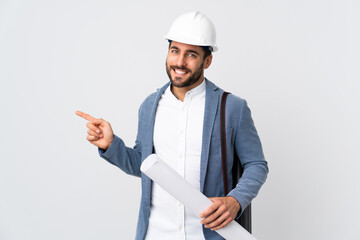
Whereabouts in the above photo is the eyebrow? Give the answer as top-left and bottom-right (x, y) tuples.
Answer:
(186, 49), (200, 55)
(170, 46), (200, 56)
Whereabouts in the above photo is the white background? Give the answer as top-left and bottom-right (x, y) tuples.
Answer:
(1, 0), (359, 239)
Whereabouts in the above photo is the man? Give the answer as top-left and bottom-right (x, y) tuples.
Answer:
(76, 11), (268, 240)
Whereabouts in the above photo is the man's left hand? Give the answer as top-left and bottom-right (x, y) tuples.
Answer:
(200, 196), (240, 230)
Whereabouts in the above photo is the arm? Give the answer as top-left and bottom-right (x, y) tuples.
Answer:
(98, 134), (142, 177)
(200, 98), (268, 230)
(227, 99), (268, 214)
(75, 111), (142, 177)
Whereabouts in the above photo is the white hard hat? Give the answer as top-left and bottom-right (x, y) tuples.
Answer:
(165, 11), (218, 52)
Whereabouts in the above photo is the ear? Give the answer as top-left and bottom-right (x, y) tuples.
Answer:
(203, 54), (213, 69)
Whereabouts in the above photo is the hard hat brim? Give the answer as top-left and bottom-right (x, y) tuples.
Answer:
(164, 35), (218, 52)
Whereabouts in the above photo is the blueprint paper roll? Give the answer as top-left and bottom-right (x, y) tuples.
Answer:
(140, 154), (257, 240)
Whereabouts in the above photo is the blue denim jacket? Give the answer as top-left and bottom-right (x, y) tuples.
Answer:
(99, 79), (268, 240)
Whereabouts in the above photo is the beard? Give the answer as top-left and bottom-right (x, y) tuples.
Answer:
(166, 62), (204, 88)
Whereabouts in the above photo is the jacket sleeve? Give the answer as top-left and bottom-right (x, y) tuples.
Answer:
(97, 90), (160, 178)
(98, 134), (142, 177)
(97, 100), (149, 177)
(227, 99), (269, 214)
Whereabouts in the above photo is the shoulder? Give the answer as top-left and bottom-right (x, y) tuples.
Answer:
(140, 91), (157, 109)
(206, 79), (247, 109)
(226, 93), (247, 110)
(210, 81), (249, 121)
(138, 81), (170, 113)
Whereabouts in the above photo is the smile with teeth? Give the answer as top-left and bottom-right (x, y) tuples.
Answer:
(173, 68), (189, 75)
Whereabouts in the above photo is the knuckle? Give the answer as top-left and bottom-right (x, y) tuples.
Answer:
(87, 135), (97, 141)
(219, 205), (226, 212)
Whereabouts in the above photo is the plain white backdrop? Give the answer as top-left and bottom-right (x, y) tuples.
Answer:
(1, 0), (359, 239)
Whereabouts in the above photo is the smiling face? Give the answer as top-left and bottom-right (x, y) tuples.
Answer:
(166, 41), (212, 92)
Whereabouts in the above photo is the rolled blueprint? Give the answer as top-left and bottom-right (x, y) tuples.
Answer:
(140, 154), (257, 240)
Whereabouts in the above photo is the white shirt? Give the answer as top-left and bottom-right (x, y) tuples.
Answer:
(145, 80), (206, 240)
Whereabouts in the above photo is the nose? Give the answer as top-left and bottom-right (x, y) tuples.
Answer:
(176, 54), (186, 68)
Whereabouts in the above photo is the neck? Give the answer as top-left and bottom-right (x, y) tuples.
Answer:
(171, 78), (204, 102)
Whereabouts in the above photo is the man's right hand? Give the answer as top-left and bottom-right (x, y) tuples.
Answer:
(75, 111), (114, 150)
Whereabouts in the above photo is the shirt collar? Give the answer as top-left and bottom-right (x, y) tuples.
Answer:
(165, 78), (206, 101)
(184, 78), (206, 98)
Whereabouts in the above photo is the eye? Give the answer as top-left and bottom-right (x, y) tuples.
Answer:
(171, 49), (179, 54)
(188, 53), (197, 58)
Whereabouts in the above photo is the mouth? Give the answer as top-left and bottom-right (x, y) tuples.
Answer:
(172, 67), (189, 76)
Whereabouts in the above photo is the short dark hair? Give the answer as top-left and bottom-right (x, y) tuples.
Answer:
(201, 47), (212, 60)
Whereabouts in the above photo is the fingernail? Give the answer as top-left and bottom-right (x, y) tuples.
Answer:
(96, 129), (100, 133)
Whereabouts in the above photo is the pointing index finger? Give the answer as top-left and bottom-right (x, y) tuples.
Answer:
(75, 111), (101, 124)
